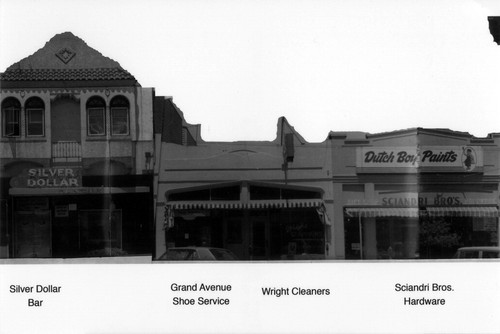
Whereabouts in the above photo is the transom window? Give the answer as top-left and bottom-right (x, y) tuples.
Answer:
(25, 97), (45, 136)
(2, 97), (21, 137)
(110, 96), (130, 135)
(86, 97), (106, 136)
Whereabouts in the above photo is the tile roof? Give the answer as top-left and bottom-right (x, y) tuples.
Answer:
(1, 68), (135, 81)
(1, 32), (138, 84)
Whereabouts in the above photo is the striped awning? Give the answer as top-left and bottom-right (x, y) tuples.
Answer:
(167, 199), (323, 210)
(345, 206), (499, 218)
(426, 206), (498, 218)
(345, 207), (420, 218)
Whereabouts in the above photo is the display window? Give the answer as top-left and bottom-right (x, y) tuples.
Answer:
(344, 208), (499, 260)
(165, 208), (326, 261)
(162, 182), (328, 261)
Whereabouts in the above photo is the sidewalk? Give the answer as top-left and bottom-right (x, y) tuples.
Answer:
(0, 255), (153, 264)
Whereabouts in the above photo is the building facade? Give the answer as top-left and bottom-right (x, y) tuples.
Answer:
(153, 99), (334, 260)
(153, 109), (500, 260)
(330, 129), (500, 259)
(0, 33), (155, 258)
(2, 33), (499, 261)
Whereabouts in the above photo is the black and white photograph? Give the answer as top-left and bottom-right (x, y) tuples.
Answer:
(0, 0), (499, 333)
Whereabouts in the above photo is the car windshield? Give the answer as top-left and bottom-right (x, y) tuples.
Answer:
(209, 248), (237, 260)
(159, 249), (197, 260)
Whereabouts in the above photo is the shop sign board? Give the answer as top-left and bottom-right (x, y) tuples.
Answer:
(357, 146), (483, 171)
(10, 168), (82, 188)
(347, 192), (497, 207)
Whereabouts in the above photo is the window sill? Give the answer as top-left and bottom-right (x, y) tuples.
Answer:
(85, 136), (131, 142)
(0, 138), (47, 143)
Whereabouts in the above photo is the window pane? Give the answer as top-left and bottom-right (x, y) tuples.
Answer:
(111, 107), (129, 135)
(88, 108), (105, 135)
(27, 109), (44, 136)
(26, 97), (44, 109)
(3, 108), (20, 137)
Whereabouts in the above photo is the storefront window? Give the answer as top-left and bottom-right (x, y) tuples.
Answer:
(419, 216), (460, 259)
(344, 209), (499, 260)
(279, 209), (325, 259)
(166, 207), (325, 261)
(164, 182), (325, 260)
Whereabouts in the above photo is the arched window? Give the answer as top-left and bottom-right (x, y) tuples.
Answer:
(25, 97), (45, 136)
(2, 97), (21, 137)
(110, 95), (129, 135)
(86, 96), (106, 136)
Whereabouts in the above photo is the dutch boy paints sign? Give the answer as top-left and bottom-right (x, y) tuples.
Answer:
(357, 146), (482, 171)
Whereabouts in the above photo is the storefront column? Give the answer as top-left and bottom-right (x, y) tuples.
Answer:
(0, 199), (8, 258)
(155, 204), (166, 259)
(497, 204), (500, 246)
(363, 218), (377, 259)
(326, 202), (336, 259)
(405, 220), (419, 259)
(332, 183), (344, 259)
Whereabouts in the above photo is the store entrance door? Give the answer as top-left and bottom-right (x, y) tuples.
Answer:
(79, 209), (122, 256)
(224, 216), (247, 260)
(250, 215), (269, 260)
(14, 211), (51, 258)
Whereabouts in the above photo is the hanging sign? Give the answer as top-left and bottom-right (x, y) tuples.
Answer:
(54, 205), (69, 217)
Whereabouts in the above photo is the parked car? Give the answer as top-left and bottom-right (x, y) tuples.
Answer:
(453, 246), (500, 259)
(157, 247), (238, 261)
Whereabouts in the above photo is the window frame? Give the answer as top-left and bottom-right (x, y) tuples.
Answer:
(2, 98), (21, 138)
(86, 96), (107, 137)
(25, 97), (46, 137)
(25, 108), (45, 137)
(110, 106), (130, 136)
(110, 96), (130, 136)
(87, 107), (106, 136)
(3, 107), (21, 137)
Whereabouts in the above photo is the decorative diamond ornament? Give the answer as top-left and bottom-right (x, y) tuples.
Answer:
(56, 47), (76, 64)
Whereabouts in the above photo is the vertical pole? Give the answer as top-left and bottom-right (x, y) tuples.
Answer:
(323, 211), (327, 257)
(11, 196), (14, 257)
(106, 99), (112, 257)
(359, 215), (363, 260)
